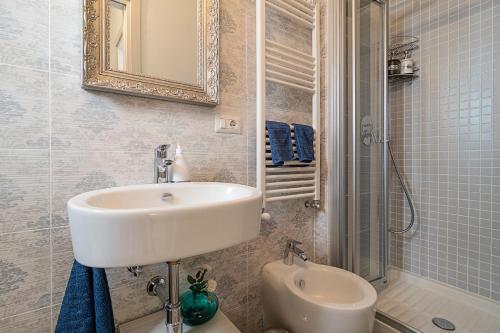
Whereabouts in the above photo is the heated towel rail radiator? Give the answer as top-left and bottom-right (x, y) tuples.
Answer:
(256, 0), (321, 211)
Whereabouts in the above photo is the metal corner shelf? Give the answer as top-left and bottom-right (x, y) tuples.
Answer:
(388, 73), (419, 83)
(388, 34), (420, 84)
(389, 35), (419, 57)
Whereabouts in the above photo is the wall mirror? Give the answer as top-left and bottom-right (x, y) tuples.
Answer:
(83, 0), (219, 105)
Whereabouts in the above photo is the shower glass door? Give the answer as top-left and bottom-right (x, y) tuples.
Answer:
(344, 0), (388, 285)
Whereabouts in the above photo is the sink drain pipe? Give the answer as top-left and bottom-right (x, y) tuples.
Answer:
(147, 261), (183, 333)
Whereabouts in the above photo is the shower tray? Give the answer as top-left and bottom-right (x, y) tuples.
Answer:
(376, 269), (500, 333)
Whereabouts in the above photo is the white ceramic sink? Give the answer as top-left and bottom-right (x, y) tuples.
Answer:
(68, 182), (262, 267)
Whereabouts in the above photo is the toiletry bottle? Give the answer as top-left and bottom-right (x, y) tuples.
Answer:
(400, 51), (414, 74)
(172, 145), (190, 182)
(388, 52), (401, 75)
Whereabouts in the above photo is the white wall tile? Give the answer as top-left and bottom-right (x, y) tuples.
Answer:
(0, 65), (49, 149)
(0, 0), (49, 70)
(389, 0), (499, 301)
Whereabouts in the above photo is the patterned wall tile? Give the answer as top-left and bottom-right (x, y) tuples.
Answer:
(111, 279), (163, 325)
(314, 210), (329, 264)
(248, 200), (314, 279)
(180, 152), (247, 185)
(50, 74), (220, 153)
(219, 0), (247, 101)
(50, 0), (82, 76)
(0, 65), (49, 149)
(246, 278), (264, 333)
(50, 150), (152, 227)
(266, 83), (313, 120)
(50, 227), (170, 324)
(0, 230), (50, 318)
(180, 243), (249, 311)
(265, 8), (311, 55)
(246, 98), (257, 188)
(0, 0), (326, 330)
(0, 0), (49, 70)
(0, 307), (51, 333)
(224, 304), (247, 333)
(50, 227), (73, 305)
(51, 304), (61, 332)
(0, 150), (49, 233)
(220, 42), (247, 100)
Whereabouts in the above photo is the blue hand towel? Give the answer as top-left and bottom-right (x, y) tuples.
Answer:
(293, 123), (315, 163)
(266, 121), (295, 166)
(55, 260), (115, 333)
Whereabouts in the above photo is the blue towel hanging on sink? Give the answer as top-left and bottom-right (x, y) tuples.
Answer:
(266, 121), (295, 166)
(293, 123), (315, 163)
(55, 260), (115, 333)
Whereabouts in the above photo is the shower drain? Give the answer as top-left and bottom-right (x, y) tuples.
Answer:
(432, 317), (456, 331)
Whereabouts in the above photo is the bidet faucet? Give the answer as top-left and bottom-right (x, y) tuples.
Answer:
(284, 239), (308, 265)
(154, 144), (174, 183)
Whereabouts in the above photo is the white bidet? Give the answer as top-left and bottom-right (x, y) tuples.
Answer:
(262, 260), (377, 333)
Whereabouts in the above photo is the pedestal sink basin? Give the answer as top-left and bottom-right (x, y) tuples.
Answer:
(68, 182), (262, 267)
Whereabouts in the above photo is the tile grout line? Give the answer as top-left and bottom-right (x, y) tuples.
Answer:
(0, 227), (52, 237)
(0, 61), (82, 80)
(48, 0), (54, 329)
(460, 0), (467, 291)
(455, 0), (461, 287)
(0, 62), (49, 74)
(478, 0), (482, 297)
(441, 0), (447, 286)
(0, 306), (53, 322)
(244, 3), (250, 330)
(466, 0), (471, 293)
(447, 0), (452, 286)
(490, 0), (494, 300)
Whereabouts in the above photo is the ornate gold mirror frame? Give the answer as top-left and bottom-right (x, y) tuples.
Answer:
(82, 0), (219, 106)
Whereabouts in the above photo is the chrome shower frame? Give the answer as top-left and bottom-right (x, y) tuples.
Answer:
(327, 0), (390, 289)
(326, 0), (347, 270)
(382, 0), (390, 288)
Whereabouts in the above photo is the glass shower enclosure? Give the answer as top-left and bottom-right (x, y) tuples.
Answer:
(330, 0), (389, 287)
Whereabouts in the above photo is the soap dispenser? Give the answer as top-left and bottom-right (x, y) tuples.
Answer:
(172, 145), (190, 182)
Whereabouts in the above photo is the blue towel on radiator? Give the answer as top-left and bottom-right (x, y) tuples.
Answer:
(266, 120), (295, 166)
(293, 123), (315, 163)
(55, 260), (115, 333)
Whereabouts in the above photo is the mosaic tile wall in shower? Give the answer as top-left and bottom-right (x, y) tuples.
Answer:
(388, 0), (500, 301)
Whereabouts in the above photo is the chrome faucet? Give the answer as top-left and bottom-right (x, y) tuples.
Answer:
(284, 239), (308, 265)
(154, 144), (174, 183)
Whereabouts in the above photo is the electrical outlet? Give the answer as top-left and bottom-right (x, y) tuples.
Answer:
(215, 115), (241, 134)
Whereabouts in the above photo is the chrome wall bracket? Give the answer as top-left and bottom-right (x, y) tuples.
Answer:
(127, 266), (143, 277)
(305, 200), (320, 209)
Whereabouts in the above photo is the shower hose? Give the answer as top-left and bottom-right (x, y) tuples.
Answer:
(387, 141), (415, 234)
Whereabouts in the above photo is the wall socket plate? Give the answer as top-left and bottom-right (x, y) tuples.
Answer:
(215, 115), (241, 134)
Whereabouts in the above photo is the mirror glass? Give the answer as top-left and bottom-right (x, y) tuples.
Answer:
(107, 0), (199, 85)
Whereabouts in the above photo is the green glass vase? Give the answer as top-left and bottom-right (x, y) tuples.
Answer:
(180, 290), (219, 326)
